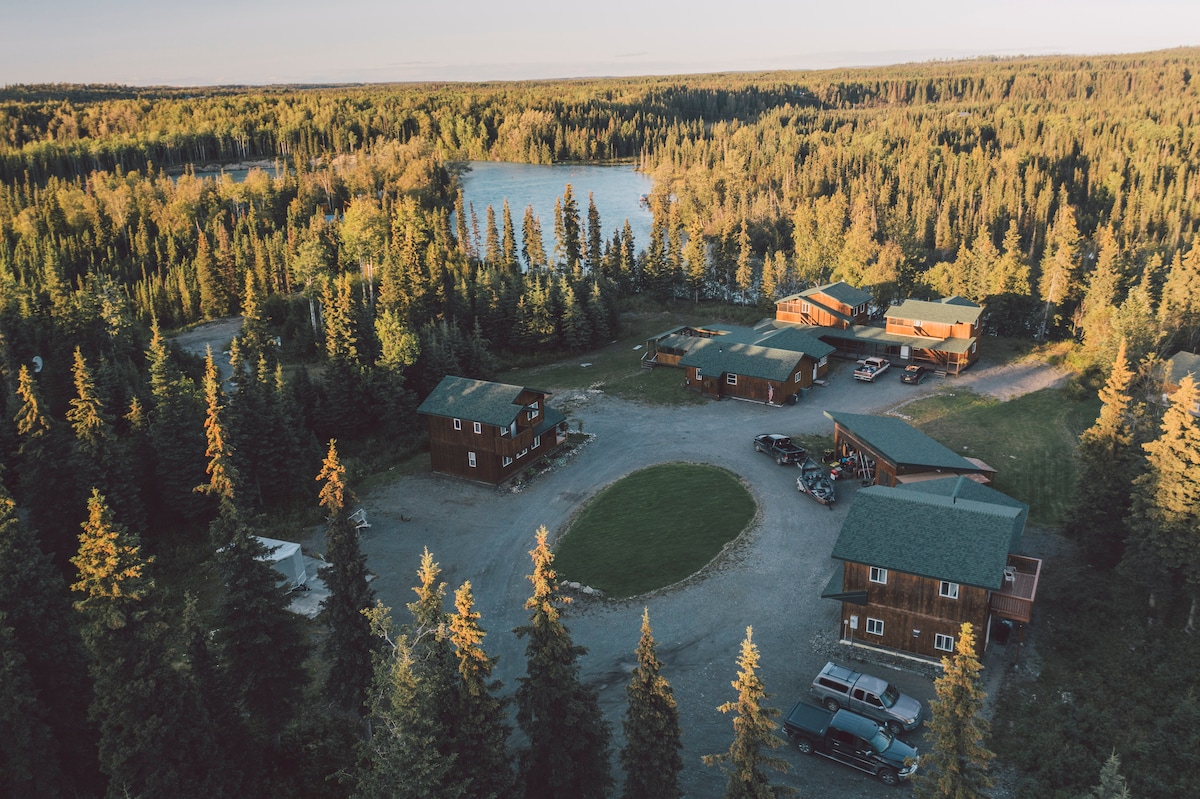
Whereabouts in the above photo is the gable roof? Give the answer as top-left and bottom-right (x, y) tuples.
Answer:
(1167, 351), (1200, 386)
(803, 281), (874, 308)
(886, 297), (983, 326)
(417, 375), (548, 426)
(754, 324), (837, 359)
(824, 411), (985, 473)
(679, 338), (805, 382)
(899, 476), (1028, 550)
(831, 484), (1023, 589)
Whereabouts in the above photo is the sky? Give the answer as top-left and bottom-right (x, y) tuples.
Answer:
(2, 0), (1198, 87)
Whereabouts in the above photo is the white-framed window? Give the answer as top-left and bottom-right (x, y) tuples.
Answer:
(467, 451), (477, 468)
(695, 368), (702, 378)
(528, 407), (539, 420)
(913, 319), (923, 327)
(517, 448), (528, 459)
(869, 567), (888, 585)
(502, 455), (513, 467)
(971, 341), (977, 353)
(473, 421), (482, 434)
(500, 425), (509, 436)
(726, 373), (738, 385)
(934, 633), (954, 652)
(819, 356), (828, 367)
(939, 581), (959, 599)
(794, 371), (802, 383)
(866, 618), (884, 636)
(452, 418), (462, 431)
(533, 435), (541, 448)
(801, 302), (811, 314)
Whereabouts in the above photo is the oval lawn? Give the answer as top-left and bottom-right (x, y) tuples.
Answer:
(553, 463), (757, 599)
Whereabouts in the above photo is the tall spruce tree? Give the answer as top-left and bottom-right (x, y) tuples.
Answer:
(73, 490), (230, 799)
(0, 482), (98, 797)
(317, 439), (377, 715)
(515, 526), (612, 799)
(913, 622), (994, 799)
(702, 627), (793, 799)
(450, 580), (515, 799)
(145, 319), (209, 525)
(1080, 752), (1131, 799)
(357, 549), (466, 799)
(621, 608), (684, 799)
(1121, 375), (1200, 627)
(1066, 339), (1141, 568)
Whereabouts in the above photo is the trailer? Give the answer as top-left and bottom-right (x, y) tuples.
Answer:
(797, 457), (836, 508)
(254, 536), (308, 590)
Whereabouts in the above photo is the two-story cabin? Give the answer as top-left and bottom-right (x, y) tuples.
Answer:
(417, 375), (568, 485)
(823, 477), (1041, 660)
(882, 297), (982, 375)
(775, 282), (874, 329)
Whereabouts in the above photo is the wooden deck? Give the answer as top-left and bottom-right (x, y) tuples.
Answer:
(989, 554), (1042, 623)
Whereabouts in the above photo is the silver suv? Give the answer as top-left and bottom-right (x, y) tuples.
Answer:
(810, 661), (924, 734)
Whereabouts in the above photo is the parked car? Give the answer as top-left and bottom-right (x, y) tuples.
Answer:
(810, 661), (924, 734)
(900, 364), (929, 384)
(753, 433), (806, 465)
(783, 701), (919, 786)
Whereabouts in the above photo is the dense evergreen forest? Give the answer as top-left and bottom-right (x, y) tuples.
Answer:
(2, 48), (1200, 798)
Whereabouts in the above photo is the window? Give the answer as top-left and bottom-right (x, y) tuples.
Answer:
(473, 421), (482, 434)
(913, 319), (923, 328)
(869, 567), (888, 584)
(866, 618), (884, 636)
(528, 407), (540, 420)
(819, 356), (828, 367)
(695, 368), (702, 378)
(452, 418), (462, 431)
(502, 455), (513, 467)
(467, 452), (477, 468)
(517, 448), (528, 459)
(533, 435), (541, 448)
(500, 426), (509, 437)
(801, 302), (811, 314)
(939, 581), (959, 599)
(794, 371), (802, 383)
(934, 633), (954, 652)
(726, 373), (738, 385)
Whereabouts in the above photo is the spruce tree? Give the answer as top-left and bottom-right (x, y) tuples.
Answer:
(1122, 375), (1200, 626)
(515, 526), (612, 799)
(621, 608), (683, 799)
(913, 622), (995, 799)
(73, 490), (230, 799)
(450, 580), (515, 799)
(702, 627), (793, 799)
(1066, 339), (1140, 568)
(317, 439), (377, 715)
(357, 550), (465, 799)
(0, 482), (98, 797)
(1080, 752), (1131, 799)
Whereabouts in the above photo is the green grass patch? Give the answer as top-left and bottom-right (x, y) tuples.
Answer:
(903, 388), (1100, 527)
(553, 463), (756, 598)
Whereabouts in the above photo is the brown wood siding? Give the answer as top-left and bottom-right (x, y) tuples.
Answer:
(776, 292), (867, 329)
(685, 366), (810, 403)
(424, 392), (560, 484)
(840, 563), (988, 658)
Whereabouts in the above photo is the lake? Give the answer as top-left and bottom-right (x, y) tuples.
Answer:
(458, 161), (653, 263)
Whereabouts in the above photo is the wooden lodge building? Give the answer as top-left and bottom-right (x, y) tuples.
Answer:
(417, 375), (568, 485)
(775, 284), (983, 376)
(823, 476), (1042, 660)
(824, 410), (996, 487)
(642, 322), (835, 405)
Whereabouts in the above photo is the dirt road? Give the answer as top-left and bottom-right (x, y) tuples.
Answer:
(328, 356), (1066, 796)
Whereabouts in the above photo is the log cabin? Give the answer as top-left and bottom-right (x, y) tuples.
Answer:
(824, 476), (1041, 660)
(417, 375), (568, 485)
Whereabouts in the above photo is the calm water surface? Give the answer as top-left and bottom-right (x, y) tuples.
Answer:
(459, 161), (653, 262)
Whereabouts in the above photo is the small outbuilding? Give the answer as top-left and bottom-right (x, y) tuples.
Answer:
(254, 536), (307, 590)
(824, 410), (995, 486)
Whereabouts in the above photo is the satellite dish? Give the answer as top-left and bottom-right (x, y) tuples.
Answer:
(31, 355), (43, 373)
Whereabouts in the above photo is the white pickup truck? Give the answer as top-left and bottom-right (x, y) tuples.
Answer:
(853, 356), (891, 382)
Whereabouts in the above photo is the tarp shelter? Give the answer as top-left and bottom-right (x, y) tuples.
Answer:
(254, 536), (307, 589)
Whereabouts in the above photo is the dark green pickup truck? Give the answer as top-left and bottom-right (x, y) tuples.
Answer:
(782, 701), (919, 787)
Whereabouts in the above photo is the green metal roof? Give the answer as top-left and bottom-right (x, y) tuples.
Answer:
(824, 411), (985, 472)
(898, 476), (1028, 551)
(417, 375), (549, 427)
(1167, 351), (1200, 385)
(886, 298), (983, 326)
(831, 485), (1022, 589)
(817, 325), (944, 348)
(755, 325), (837, 358)
(679, 338), (804, 381)
(937, 336), (978, 355)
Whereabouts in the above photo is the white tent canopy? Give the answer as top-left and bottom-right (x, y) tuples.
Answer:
(254, 536), (307, 589)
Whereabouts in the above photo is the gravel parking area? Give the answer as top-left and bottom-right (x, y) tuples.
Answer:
(323, 356), (1065, 796)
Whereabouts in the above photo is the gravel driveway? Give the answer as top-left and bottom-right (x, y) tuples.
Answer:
(351, 360), (996, 798)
